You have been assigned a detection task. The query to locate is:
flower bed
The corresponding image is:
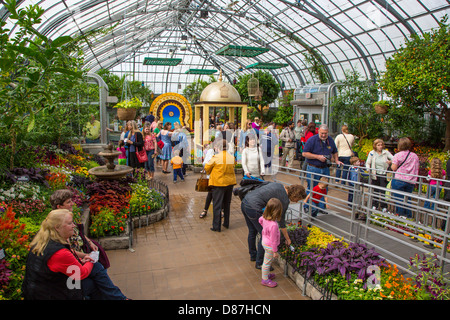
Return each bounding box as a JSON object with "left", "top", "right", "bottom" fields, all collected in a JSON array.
[
  {"left": 279, "top": 222, "right": 449, "bottom": 300},
  {"left": 370, "top": 212, "right": 450, "bottom": 252},
  {"left": 0, "top": 142, "right": 168, "bottom": 300}
]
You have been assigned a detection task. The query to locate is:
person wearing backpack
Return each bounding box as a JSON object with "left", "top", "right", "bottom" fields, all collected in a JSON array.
[{"left": 240, "top": 182, "right": 306, "bottom": 269}]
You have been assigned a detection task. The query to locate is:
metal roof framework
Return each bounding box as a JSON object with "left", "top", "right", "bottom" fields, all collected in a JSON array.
[{"left": 1, "top": 0, "right": 449, "bottom": 95}]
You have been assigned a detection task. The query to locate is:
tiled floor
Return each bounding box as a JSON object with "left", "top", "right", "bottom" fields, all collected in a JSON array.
[{"left": 106, "top": 164, "right": 310, "bottom": 300}]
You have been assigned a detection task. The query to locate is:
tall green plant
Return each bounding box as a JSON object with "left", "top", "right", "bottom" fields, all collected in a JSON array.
[
  {"left": 273, "top": 90, "right": 294, "bottom": 125},
  {"left": 379, "top": 15, "right": 450, "bottom": 150},
  {"left": 234, "top": 70, "right": 280, "bottom": 120},
  {"left": 0, "top": 0, "right": 82, "bottom": 169},
  {"left": 330, "top": 70, "right": 381, "bottom": 143}
]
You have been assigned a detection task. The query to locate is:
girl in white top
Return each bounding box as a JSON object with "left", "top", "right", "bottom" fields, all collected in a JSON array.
[{"left": 242, "top": 135, "right": 265, "bottom": 179}]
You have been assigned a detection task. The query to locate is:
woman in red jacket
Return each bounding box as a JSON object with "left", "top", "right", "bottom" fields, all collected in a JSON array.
[{"left": 22, "top": 209, "right": 128, "bottom": 300}]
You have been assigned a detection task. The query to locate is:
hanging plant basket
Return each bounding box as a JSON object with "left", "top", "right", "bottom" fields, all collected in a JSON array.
[
  {"left": 117, "top": 108, "right": 137, "bottom": 120},
  {"left": 373, "top": 101, "right": 389, "bottom": 114},
  {"left": 114, "top": 97, "right": 142, "bottom": 120}
]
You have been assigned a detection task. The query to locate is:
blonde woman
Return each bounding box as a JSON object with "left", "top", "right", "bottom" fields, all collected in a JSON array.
[
  {"left": 334, "top": 125, "right": 355, "bottom": 184},
  {"left": 365, "top": 139, "right": 393, "bottom": 210},
  {"left": 22, "top": 209, "right": 128, "bottom": 300}
]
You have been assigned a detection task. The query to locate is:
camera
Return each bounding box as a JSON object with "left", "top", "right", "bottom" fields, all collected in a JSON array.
[{"left": 324, "top": 154, "right": 332, "bottom": 167}]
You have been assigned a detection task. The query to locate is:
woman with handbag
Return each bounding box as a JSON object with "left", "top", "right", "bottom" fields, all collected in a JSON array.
[
  {"left": 125, "top": 120, "right": 145, "bottom": 169},
  {"left": 390, "top": 137, "right": 419, "bottom": 218},
  {"left": 204, "top": 138, "right": 237, "bottom": 231},
  {"left": 157, "top": 122, "right": 174, "bottom": 174},
  {"left": 334, "top": 125, "right": 355, "bottom": 185}
]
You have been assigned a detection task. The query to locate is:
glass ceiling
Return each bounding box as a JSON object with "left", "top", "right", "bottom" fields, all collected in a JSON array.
[{"left": 1, "top": 0, "right": 449, "bottom": 95}]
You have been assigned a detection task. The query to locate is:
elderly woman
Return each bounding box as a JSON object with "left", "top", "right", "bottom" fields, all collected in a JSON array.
[
  {"left": 365, "top": 139, "right": 394, "bottom": 211},
  {"left": 390, "top": 137, "right": 420, "bottom": 218},
  {"left": 49, "top": 189, "right": 109, "bottom": 268},
  {"left": 334, "top": 125, "right": 356, "bottom": 185},
  {"left": 22, "top": 209, "right": 128, "bottom": 300}
]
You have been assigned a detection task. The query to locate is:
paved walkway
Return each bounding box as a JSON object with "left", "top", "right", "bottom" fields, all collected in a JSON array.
[{"left": 106, "top": 163, "right": 310, "bottom": 300}]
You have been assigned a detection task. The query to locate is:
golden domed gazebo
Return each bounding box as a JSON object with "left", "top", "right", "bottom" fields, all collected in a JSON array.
[{"left": 193, "top": 71, "right": 248, "bottom": 151}]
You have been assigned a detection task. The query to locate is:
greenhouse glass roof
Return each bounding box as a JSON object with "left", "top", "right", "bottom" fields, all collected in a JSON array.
[{"left": 1, "top": 0, "right": 449, "bottom": 95}]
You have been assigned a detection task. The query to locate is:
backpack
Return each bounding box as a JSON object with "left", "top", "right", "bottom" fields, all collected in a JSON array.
[{"left": 233, "top": 176, "right": 269, "bottom": 200}]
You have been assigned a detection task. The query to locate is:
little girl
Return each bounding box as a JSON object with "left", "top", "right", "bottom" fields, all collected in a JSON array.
[
  {"left": 143, "top": 123, "right": 157, "bottom": 180},
  {"left": 117, "top": 140, "right": 127, "bottom": 165},
  {"left": 424, "top": 158, "right": 446, "bottom": 211},
  {"left": 258, "top": 198, "right": 282, "bottom": 288}
]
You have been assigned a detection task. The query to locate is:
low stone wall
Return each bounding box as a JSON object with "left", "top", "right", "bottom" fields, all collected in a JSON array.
[{"left": 277, "top": 258, "right": 339, "bottom": 300}]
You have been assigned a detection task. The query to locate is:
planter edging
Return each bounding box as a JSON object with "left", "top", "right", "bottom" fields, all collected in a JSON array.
[{"left": 277, "top": 257, "right": 339, "bottom": 300}]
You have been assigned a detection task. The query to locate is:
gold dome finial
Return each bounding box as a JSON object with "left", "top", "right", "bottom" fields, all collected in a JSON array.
[{"left": 219, "top": 69, "right": 222, "bottom": 82}]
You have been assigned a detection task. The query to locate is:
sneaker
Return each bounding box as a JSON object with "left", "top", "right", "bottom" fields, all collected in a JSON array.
[
  {"left": 173, "top": 181, "right": 177, "bottom": 184},
  {"left": 261, "top": 279, "right": 277, "bottom": 288}
]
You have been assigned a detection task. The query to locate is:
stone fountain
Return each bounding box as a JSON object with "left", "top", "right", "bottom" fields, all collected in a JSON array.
[{"left": 88, "top": 142, "right": 133, "bottom": 180}]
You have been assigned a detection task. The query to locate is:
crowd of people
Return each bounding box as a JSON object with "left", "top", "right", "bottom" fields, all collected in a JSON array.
[
  {"left": 28, "top": 114, "right": 445, "bottom": 298},
  {"left": 118, "top": 114, "right": 190, "bottom": 182}
]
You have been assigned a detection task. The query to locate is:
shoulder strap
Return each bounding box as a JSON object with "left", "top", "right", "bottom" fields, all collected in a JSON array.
[
  {"left": 343, "top": 134, "right": 352, "bottom": 149},
  {"left": 397, "top": 151, "right": 411, "bottom": 169}
]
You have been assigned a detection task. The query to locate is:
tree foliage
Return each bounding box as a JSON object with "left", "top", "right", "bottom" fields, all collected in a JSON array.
[
  {"left": 233, "top": 70, "right": 280, "bottom": 120},
  {"left": 330, "top": 70, "right": 381, "bottom": 142},
  {"left": 0, "top": 0, "right": 83, "bottom": 169},
  {"left": 273, "top": 90, "right": 294, "bottom": 125},
  {"left": 379, "top": 15, "right": 450, "bottom": 149}
]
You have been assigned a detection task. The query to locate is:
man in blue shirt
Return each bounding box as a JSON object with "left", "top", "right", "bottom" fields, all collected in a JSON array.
[{"left": 302, "top": 124, "right": 342, "bottom": 192}]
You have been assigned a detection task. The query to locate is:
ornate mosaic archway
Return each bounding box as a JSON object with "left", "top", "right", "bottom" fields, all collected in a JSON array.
[{"left": 150, "top": 92, "right": 192, "bottom": 129}]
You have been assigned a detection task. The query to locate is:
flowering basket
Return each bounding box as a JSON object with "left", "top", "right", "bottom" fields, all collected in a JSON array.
[
  {"left": 373, "top": 101, "right": 389, "bottom": 114},
  {"left": 114, "top": 97, "right": 142, "bottom": 120},
  {"left": 116, "top": 107, "right": 137, "bottom": 120}
]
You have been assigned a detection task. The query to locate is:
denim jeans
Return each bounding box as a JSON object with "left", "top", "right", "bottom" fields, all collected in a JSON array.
[
  {"left": 145, "top": 149, "right": 155, "bottom": 172},
  {"left": 306, "top": 164, "right": 330, "bottom": 193},
  {"left": 241, "top": 199, "right": 264, "bottom": 266},
  {"left": 424, "top": 185, "right": 439, "bottom": 211},
  {"left": 336, "top": 156, "right": 351, "bottom": 184},
  {"left": 81, "top": 262, "right": 127, "bottom": 300},
  {"left": 303, "top": 200, "right": 326, "bottom": 217},
  {"left": 390, "top": 179, "right": 415, "bottom": 218},
  {"left": 173, "top": 168, "right": 184, "bottom": 181}
]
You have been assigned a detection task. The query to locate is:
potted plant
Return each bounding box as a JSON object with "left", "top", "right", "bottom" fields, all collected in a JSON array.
[
  {"left": 373, "top": 100, "right": 390, "bottom": 114},
  {"left": 114, "top": 97, "right": 143, "bottom": 120}
]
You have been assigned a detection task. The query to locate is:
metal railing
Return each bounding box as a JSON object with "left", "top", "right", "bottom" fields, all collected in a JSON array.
[{"left": 273, "top": 163, "right": 450, "bottom": 278}]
